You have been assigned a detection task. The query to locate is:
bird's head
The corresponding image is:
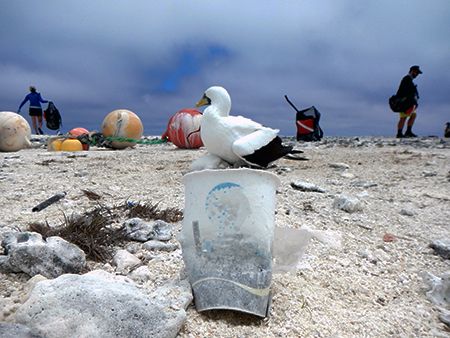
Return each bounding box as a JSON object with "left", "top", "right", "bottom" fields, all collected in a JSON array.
[
  {"left": 195, "top": 93, "right": 211, "bottom": 107},
  {"left": 196, "top": 86, "right": 231, "bottom": 116}
]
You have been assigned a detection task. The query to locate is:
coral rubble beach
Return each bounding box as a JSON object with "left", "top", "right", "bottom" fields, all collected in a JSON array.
[{"left": 0, "top": 135, "right": 449, "bottom": 337}]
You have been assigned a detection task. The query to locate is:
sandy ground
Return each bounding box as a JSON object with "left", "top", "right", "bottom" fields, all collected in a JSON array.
[{"left": 0, "top": 136, "right": 449, "bottom": 337}]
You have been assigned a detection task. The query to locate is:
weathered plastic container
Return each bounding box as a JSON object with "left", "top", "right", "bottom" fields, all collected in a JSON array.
[{"left": 181, "top": 168, "right": 280, "bottom": 317}]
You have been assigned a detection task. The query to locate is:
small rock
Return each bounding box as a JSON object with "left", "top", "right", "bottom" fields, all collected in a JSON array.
[
  {"left": 128, "top": 265, "right": 152, "bottom": 283},
  {"left": 143, "top": 240, "right": 178, "bottom": 252},
  {"left": 152, "top": 220, "right": 173, "bottom": 241},
  {"left": 112, "top": 249, "right": 141, "bottom": 274},
  {"left": 333, "top": 195, "right": 362, "bottom": 213},
  {"left": 125, "top": 242, "right": 142, "bottom": 254},
  {"left": 400, "top": 208, "right": 415, "bottom": 216},
  {"left": 329, "top": 162, "right": 350, "bottom": 170},
  {"left": 74, "top": 171, "right": 89, "bottom": 177},
  {"left": 429, "top": 239, "right": 450, "bottom": 259},
  {"left": 123, "top": 218, "right": 155, "bottom": 242},
  {"left": 422, "top": 170, "right": 437, "bottom": 177},
  {"left": 421, "top": 271, "right": 450, "bottom": 308},
  {"left": 340, "top": 171, "right": 355, "bottom": 179}
]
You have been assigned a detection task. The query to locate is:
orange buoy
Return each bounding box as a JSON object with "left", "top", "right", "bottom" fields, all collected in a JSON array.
[
  {"left": 101, "top": 109, "right": 143, "bottom": 149},
  {"left": 61, "top": 138, "right": 83, "bottom": 152},
  {"left": 69, "top": 127, "right": 89, "bottom": 137},
  {"left": 161, "top": 108, "right": 203, "bottom": 149}
]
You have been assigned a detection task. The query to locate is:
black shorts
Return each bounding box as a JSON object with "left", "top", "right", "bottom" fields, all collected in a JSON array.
[{"left": 29, "top": 108, "right": 43, "bottom": 117}]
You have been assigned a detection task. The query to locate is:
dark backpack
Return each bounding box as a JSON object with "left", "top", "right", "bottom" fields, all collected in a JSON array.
[
  {"left": 388, "top": 95, "right": 408, "bottom": 113},
  {"left": 44, "top": 102, "right": 62, "bottom": 130},
  {"left": 285, "top": 95, "right": 324, "bottom": 141}
]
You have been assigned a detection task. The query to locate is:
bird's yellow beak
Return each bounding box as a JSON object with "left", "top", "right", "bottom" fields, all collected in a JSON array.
[{"left": 196, "top": 94, "right": 210, "bottom": 107}]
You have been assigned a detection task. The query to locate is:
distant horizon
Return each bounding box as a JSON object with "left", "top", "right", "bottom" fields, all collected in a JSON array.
[
  {"left": 8, "top": 104, "right": 449, "bottom": 139},
  {"left": 27, "top": 126, "right": 447, "bottom": 140}
]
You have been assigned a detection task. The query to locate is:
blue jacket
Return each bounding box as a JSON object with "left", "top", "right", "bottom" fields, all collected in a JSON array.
[{"left": 18, "top": 92, "right": 48, "bottom": 111}]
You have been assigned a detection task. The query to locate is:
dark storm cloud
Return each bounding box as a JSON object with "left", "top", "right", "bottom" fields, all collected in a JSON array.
[{"left": 1, "top": 0, "right": 449, "bottom": 136}]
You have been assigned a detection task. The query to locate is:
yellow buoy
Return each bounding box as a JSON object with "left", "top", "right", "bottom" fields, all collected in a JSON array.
[
  {"left": 61, "top": 138, "right": 83, "bottom": 152},
  {"left": 0, "top": 111, "right": 31, "bottom": 152},
  {"left": 101, "top": 109, "right": 143, "bottom": 149},
  {"left": 48, "top": 138, "right": 64, "bottom": 151}
]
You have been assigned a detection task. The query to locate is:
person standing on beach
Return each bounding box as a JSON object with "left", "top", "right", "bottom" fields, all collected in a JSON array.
[
  {"left": 395, "top": 65, "right": 422, "bottom": 138},
  {"left": 18, "top": 86, "right": 48, "bottom": 135}
]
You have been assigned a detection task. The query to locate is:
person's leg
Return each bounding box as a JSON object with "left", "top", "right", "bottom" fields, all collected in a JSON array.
[
  {"left": 37, "top": 115, "right": 43, "bottom": 134},
  {"left": 31, "top": 116, "right": 38, "bottom": 134},
  {"left": 397, "top": 116, "right": 407, "bottom": 138},
  {"left": 405, "top": 111, "right": 417, "bottom": 137}
]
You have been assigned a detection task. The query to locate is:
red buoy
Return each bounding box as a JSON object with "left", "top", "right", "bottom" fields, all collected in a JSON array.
[{"left": 162, "top": 109, "right": 203, "bottom": 149}]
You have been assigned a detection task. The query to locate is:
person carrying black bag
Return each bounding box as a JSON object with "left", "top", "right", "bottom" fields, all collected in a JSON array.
[
  {"left": 395, "top": 65, "right": 422, "bottom": 138},
  {"left": 18, "top": 86, "right": 49, "bottom": 135}
]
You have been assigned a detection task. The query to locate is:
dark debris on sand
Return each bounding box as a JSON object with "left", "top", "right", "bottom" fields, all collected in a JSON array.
[{"left": 28, "top": 200, "right": 183, "bottom": 262}]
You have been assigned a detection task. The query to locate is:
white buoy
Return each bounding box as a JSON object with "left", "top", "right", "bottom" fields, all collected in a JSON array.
[
  {"left": 0, "top": 111, "right": 31, "bottom": 152},
  {"left": 101, "top": 109, "right": 143, "bottom": 149}
]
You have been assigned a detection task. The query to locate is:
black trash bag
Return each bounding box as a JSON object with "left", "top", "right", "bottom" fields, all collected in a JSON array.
[{"left": 44, "top": 102, "right": 62, "bottom": 130}]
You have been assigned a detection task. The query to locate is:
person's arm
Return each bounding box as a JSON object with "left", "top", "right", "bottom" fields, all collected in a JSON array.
[
  {"left": 39, "top": 93, "right": 48, "bottom": 104},
  {"left": 18, "top": 95, "right": 29, "bottom": 112}
]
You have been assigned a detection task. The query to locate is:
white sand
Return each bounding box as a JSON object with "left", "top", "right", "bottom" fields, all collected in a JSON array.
[{"left": 0, "top": 136, "right": 449, "bottom": 337}]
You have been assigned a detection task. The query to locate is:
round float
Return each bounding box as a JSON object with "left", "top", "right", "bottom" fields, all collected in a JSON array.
[
  {"left": 101, "top": 109, "right": 143, "bottom": 149},
  {"left": 162, "top": 108, "right": 203, "bottom": 149},
  {"left": 48, "top": 138, "right": 64, "bottom": 151},
  {"left": 69, "top": 127, "right": 89, "bottom": 137},
  {"left": 61, "top": 138, "right": 83, "bottom": 152},
  {"left": 0, "top": 111, "right": 31, "bottom": 152}
]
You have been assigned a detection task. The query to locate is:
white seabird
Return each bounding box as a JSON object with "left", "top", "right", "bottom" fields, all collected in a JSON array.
[{"left": 194, "top": 86, "right": 302, "bottom": 169}]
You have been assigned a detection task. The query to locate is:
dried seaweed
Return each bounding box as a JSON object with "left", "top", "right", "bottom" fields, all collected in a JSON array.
[
  {"left": 125, "top": 200, "right": 183, "bottom": 223},
  {"left": 27, "top": 199, "right": 182, "bottom": 262},
  {"left": 29, "top": 205, "right": 127, "bottom": 262},
  {"left": 81, "top": 189, "right": 102, "bottom": 201}
]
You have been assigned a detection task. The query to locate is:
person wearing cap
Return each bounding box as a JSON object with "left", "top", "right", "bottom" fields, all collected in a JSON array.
[
  {"left": 395, "top": 65, "right": 422, "bottom": 138},
  {"left": 18, "top": 86, "right": 49, "bottom": 135}
]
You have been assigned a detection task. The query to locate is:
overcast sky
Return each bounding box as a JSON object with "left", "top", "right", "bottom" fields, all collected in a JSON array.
[{"left": 1, "top": 1, "right": 449, "bottom": 137}]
